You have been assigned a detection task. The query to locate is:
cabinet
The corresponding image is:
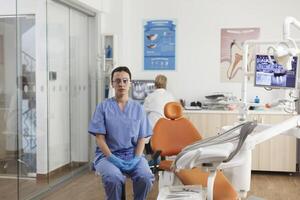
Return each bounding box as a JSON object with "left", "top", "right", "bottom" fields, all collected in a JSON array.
[
  {"left": 184, "top": 111, "right": 297, "bottom": 172},
  {"left": 249, "top": 114, "right": 296, "bottom": 172},
  {"left": 186, "top": 112, "right": 238, "bottom": 138},
  {"left": 102, "top": 34, "right": 116, "bottom": 98}
]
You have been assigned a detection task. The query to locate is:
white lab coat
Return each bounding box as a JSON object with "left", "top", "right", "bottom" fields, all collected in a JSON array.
[{"left": 143, "top": 88, "right": 176, "bottom": 129}]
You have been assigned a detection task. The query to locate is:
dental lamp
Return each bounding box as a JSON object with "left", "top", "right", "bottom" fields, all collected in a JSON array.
[
  {"left": 267, "top": 42, "right": 295, "bottom": 70},
  {"left": 267, "top": 40, "right": 299, "bottom": 71},
  {"left": 267, "top": 16, "right": 300, "bottom": 70}
]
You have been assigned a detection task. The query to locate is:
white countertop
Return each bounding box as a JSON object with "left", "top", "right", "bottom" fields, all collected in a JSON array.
[{"left": 183, "top": 109, "right": 296, "bottom": 115}]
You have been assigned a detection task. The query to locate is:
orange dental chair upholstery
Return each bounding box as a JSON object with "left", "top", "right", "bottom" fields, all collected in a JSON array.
[{"left": 151, "top": 102, "right": 238, "bottom": 200}]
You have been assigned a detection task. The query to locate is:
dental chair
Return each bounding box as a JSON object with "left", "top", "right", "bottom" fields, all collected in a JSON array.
[
  {"left": 174, "top": 120, "right": 257, "bottom": 200},
  {"left": 150, "top": 102, "right": 202, "bottom": 174},
  {"left": 151, "top": 102, "right": 239, "bottom": 200}
]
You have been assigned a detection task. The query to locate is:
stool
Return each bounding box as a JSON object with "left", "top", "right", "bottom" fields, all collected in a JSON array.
[
  {"left": 94, "top": 164, "right": 128, "bottom": 200},
  {"left": 122, "top": 175, "right": 130, "bottom": 200},
  {"left": 121, "top": 182, "right": 126, "bottom": 200}
]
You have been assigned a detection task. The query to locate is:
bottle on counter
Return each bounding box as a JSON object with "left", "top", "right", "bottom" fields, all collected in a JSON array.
[{"left": 254, "top": 96, "right": 260, "bottom": 104}]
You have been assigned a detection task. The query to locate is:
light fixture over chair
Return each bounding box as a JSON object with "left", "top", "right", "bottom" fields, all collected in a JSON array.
[
  {"left": 267, "top": 40, "right": 298, "bottom": 70},
  {"left": 267, "top": 16, "right": 300, "bottom": 70}
]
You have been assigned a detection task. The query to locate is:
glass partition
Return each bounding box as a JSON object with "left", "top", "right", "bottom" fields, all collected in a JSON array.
[
  {"left": 18, "top": 14, "right": 45, "bottom": 200},
  {"left": 0, "top": 0, "right": 96, "bottom": 199},
  {"left": 17, "top": 1, "right": 46, "bottom": 199},
  {"left": 0, "top": 3, "right": 18, "bottom": 199},
  {"left": 0, "top": 2, "right": 39, "bottom": 199}
]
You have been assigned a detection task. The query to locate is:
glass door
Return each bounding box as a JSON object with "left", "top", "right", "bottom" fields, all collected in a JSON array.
[
  {"left": 47, "top": 0, "right": 91, "bottom": 184},
  {"left": 47, "top": 0, "right": 71, "bottom": 183},
  {"left": 17, "top": 14, "right": 42, "bottom": 200},
  {"left": 0, "top": 4, "right": 39, "bottom": 200},
  {"left": 0, "top": 10, "right": 18, "bottom": 200},
  {"left": 19, "top": 15, "right": 36, "bottom": 178},
  {"left": 69, "top": 8, "right": 90, "bottom": 172}
]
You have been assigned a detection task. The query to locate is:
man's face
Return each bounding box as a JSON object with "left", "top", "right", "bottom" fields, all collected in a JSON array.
[{"left": 112, "top": 71, "right": 131, "bottom": 96}]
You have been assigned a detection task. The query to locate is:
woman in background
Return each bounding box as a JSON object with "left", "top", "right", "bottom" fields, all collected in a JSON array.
[{"left": 144, "top": 74, "right": 176, "bottom": 129}]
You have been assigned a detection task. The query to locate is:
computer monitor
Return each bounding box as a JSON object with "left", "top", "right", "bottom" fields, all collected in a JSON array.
[
  {"left": 254, "top": 54, "right": 298, "bottom": 88},
  {"left": 131, "top": 80, "right": 155, "bottom": 102}
]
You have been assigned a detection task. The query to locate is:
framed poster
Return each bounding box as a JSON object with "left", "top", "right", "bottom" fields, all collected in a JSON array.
[
  {"left": 144, "top": 20, "right": 176, "bottom": 70},
  {"left": 220, "top": 28, "right": 260, "bottom": 82}
]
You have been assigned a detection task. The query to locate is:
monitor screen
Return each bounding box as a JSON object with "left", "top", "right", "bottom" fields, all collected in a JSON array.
[
  {"left": 254, "top": 55, "right": 298, "bottom": 88},
  {"left": 131, "top": 80, "right": 155, "bottom": 102}
]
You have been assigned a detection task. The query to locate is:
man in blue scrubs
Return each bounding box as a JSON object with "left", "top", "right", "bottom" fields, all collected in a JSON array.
[{"left": 89, "top": 66, "right": 154, "bottom": 200}]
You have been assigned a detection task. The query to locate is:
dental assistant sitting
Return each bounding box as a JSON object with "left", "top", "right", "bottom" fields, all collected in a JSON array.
[{"left": 88, "top": 66, "right": 154, "bottom": 200}]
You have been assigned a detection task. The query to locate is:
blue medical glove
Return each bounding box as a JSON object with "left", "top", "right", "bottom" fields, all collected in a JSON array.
[
  {"left": 123, "top": 156, "right": 142, "bottom": 173},
  {"left": 107, "top": 154, "right": 127, "bottom": 170}
]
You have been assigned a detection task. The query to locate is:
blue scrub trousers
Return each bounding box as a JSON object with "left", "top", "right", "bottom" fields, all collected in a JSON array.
[{"left": 95, "top": 156, "right": 154, "bottom": 200}]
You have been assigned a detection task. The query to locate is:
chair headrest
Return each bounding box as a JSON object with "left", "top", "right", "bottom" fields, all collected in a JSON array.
[{"left": 164, "top": 102, "right": 183, "bottom": 120}]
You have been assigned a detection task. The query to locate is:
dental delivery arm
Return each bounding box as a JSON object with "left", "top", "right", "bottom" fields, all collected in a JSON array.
[{"left": 249, "top": 115, "right": 300, "bottom": 147}]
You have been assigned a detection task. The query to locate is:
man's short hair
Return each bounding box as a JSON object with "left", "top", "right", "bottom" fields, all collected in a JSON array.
[
  {"left": 155, "top": 74, "right": 167, "bottom": 89},
  {"left": 111, "top": 66, "right": 132, "bottom": 81}
]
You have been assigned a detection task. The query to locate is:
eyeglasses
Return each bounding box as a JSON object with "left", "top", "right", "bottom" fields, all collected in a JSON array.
[{"left": 112, "top": 78, "right": 130, "bottom": 85}]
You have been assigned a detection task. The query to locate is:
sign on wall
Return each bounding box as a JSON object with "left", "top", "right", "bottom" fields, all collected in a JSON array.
[{"left": 144, "top": 20, "right": 176, "bottom": 70}]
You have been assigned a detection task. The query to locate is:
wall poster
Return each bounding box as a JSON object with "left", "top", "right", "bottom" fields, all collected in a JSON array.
[
  {"left": 220, "top": 28, "right": 260, "bottom": 82},
  {"left": 144, "top": 20, "right": 176, "bottom": 70}
]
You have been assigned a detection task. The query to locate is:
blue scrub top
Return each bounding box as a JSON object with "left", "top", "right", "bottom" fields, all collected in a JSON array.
[{"left": 88, "top": 98, "right": 152, "bottom": 159}]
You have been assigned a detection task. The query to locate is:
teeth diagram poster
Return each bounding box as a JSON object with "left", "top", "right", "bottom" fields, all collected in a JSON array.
[
  {"left": 220, "top": 27, "right": 260, "bottom": 82},
  {"left": 144, "top": 20, "right": 176, "bottom": 70}
]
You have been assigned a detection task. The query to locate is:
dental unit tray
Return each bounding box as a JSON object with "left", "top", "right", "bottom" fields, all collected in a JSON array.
[
  {"left": 205, "top": 94, "right": 225, "bottom": 100},
  {"left": 202, "top": 93, "right": 239, "bottom": 110},
  {"left": 157, "top": 185, "right": 205, "bottom": 200}
]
